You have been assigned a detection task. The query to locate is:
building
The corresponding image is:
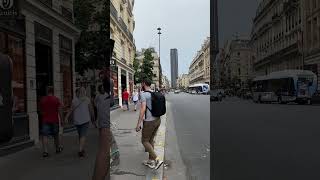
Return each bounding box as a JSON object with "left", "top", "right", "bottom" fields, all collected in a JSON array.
[
  {"left": 189, "top": 37, "right": 211, "bottom": 86},
  {"left": 302, "top": 0, "right": 320, "bottom": 90},
  {"left": 222, "top": 37, "right": 254, "bottom": 89},
  {"left": 251, "top": 0, "right": 303, "bottom": 77},
  {"left": 110, "top": 0, "right": 136, "bottom": 107},
  {"left": 170, "top": 49, "right": 178, "bottom": 88},
  {"left": 136, "top": 48, "right": 161, "bottom": 90},
  {"left": 161, "top": 75, "right": 170, "bottom": 89},
  {"left": 177, "top": 74, "right": 190, "bottom": 89},
  {"left": 0, "top": 0, "right": 80, "bottom": 148}
]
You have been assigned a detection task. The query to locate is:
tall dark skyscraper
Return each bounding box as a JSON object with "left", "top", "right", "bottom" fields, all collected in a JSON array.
[{"left": 170, "top": 49, "right": 178, "bottom": 88}]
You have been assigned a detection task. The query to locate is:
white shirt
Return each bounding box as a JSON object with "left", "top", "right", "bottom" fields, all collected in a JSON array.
[{"left": 132, "top": 92, "right": 139, "bottom": 102}]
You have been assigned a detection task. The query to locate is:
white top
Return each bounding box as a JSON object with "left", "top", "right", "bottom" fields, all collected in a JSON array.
[
  {"left": 72, "top": 97, "right": 91, "bottom": 125},
  {"left": 132, "top": 92, "right": 139, "bottom": 102}
]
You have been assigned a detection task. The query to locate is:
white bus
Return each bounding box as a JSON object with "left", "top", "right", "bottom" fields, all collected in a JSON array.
[
  {"left": 188, "top": 83, "right": 210, "bottom": 94},
  {"left": 252, "top": 70, "right": 317, "bottom": 104}
]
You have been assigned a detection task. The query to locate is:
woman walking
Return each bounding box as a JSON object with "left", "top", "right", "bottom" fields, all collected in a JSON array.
[
  {"left": 132, "top": 90, "right": 139, "bottom": 111},
  {"left": 66, "top": 87, "right": 96, "bottom": 157}
]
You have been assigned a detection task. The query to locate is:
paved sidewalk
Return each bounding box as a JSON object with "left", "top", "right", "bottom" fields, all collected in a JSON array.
[
  {"left": 111, "top": 104, "right": 167, "bottom": 180},
  {"left": 0, "top": 124, "right": 100, "bottom": 180}
]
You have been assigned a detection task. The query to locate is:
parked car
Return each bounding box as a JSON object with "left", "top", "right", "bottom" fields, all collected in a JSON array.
[
  {"left": 174, "top": 90, "right": 180, "bottom": 94},
  {"left": 210, "top": 90, "right": 223, "bottom": 101}
]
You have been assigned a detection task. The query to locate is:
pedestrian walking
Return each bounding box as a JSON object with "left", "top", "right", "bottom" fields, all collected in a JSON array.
[
  {"left": 132, "top": 90, "right": 139, "bottom": 111},
  {"left": 136, "top": 78, "right": 166, "bottom": 169},
  {"left": 65, "top": 87, "right": 96, "bottom": 157},
  {"left": 93, "top": 67, "right": 112, "bottom": 180},
  {"left": 122, "top": 88, "right": 130, "bottom": 111},
  {"left": 39, "top": 86, "right": 64, "bottom": 157}
]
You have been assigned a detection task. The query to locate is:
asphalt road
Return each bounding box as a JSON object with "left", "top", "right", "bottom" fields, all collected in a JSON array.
[
  {"left": 165, "top": 92, "right": 210, "bottom": 180},
  {"left": 212, "top": 97, "right": 320, "bottom": 180}
]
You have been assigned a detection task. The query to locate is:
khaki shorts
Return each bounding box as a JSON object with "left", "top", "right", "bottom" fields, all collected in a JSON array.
[{"left": 142, "top": 118, "right": 161, "bottom": 143}]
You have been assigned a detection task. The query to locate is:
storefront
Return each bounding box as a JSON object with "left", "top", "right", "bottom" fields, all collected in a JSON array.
[
  {"left": 0, "top": 18, "right": 30, "bottom": 145},
  {"left": 0, "top": 0, "right": 80, "bottom": 151}
]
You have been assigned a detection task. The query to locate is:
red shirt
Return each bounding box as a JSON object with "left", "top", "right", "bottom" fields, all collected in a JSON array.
[
  {"left": 122, "top": 91, "right": 129, "bottom": 101},
  {"left": 40, "top": 95, "right": 62, "bottom": 123}
]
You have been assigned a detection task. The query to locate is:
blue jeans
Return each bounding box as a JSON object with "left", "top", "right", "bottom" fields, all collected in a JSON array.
[{"left": 41, "top": 123, "right": 59, "bottom": 136}]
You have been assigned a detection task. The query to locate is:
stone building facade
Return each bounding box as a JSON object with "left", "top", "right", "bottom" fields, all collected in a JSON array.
[
  {"left": 222, "top": 37, "right": 254, "bottom": 88},
  {"left": 251, "top": 0, "right": 303, "bottom": 76},
  {"left": 302, "top": 0, "right": 320, "bottom": 90},
  {"left": 177, "top": 74, "right": 190, "bottom": 89},
  {"left": 0, "top": 0, "right": 80, "bottom": 148},
  {"left": 110, "top": 0, "right": 135, "bottom": 107},
  {"left": 189, "top": 37, "right": 210, "bottom": 86}
]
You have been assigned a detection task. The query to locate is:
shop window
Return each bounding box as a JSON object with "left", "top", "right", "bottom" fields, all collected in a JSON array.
[{"left": 8, "top": 35, "right": 26, "bottom": 113}]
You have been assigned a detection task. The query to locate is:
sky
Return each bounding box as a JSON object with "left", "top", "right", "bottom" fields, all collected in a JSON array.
[
  {"left": 218, "top": 0, "right": 260, "bottom": 48},
  {"left": 133, "top": 0, "right": 210, "bottom": 80}
]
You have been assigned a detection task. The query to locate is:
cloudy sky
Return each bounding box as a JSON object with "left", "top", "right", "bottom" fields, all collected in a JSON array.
[
  {"left": 133, "top": 0, "right": 210, "bottom": 80},
  {"left": 133, "top": 0, "right": 259, "bottom": 80},
  {"left": 218, "top": 0, "right": 259, "bottom": 48}
]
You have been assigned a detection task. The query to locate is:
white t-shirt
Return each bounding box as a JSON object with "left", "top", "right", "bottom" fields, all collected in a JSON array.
[
  {"left": 140, "top": 91, "right": 156, "bottom": 122},
  {"left": 72, "top": 97, "right": 91, "bottom": 125},
  {"left": 132, "top": 92, "right": 139, "bottom": 102}
]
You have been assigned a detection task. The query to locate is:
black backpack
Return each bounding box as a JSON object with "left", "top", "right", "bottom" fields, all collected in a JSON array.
[{"left": 145, "top": 91, "right": 166, "bottom": 117}]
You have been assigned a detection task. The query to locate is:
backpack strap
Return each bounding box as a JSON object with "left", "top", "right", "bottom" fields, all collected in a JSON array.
[{"left": 143, "top": 91, "right": 152, "bottom": 119}]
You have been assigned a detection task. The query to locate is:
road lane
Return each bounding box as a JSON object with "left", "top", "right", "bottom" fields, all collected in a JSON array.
[{"left": 165, "top": 93, "right": 210, "bottom": 180}]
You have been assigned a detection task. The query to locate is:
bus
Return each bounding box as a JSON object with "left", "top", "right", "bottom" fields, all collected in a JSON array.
[
  {"left": 252, "top": 70, "right": 317, "bottom": 104},
  {"left": 188, "top": 83, "right": 210, "bottom": 94}
]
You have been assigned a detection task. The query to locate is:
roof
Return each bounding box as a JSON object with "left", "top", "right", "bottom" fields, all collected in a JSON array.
[{"left": 253, "top": 70, "right": 316, "bottom": 81}]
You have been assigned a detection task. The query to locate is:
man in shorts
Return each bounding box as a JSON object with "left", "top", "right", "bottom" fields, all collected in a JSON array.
[{"left": 39, "top": 86, "right": 63, "bottom": 157}]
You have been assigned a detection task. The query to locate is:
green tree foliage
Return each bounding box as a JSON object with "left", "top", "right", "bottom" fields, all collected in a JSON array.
[
  {"left": 133, "top": 54, "right": 141, "bottom": 84},
  {"left": 140, "top": 48, "right": 155, "bottom": 83},
  {"left": 74, "top": 0, "right": 111, "bottom": 75}
]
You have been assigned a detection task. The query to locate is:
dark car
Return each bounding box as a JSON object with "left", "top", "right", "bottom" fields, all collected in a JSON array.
[{"left": 210, "top": 90, "right": 223, "bottom": 101}]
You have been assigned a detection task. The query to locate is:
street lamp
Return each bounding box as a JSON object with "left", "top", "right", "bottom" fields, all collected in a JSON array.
[{"left": 157, "top": 27, "right": 162, "bottom": 88}]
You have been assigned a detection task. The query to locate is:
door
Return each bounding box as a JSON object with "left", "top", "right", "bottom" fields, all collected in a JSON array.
[{"left": 0, "top": 52, "right": 13, "bottom": 143}]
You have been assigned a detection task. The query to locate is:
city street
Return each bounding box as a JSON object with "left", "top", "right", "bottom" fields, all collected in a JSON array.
[
  {"left": 164, "top": 93, "right": 210, "bottom": 180},
  {"left": 212, "top": 97, "right": 320, "bottom": 179}
]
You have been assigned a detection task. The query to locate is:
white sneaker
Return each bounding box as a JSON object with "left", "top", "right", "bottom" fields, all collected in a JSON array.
[
  {"left": 154, "top": 159, "right": 164, "bottom": 170},
  {"left": 145, "top": 160, "right": 156, "bottom": 169},
  {"left": 142, "top": 159, "right": 152, "bottom": 166}
]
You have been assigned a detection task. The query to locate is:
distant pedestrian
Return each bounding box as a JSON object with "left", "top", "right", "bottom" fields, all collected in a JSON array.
[
  {"left": 136, "top": 78, "right": 166, "bottom": 169},
  {"left": 122, "top": 88, "right": 130, "bottom": 111},
  {"left": 66, "top": 87, "right": 96, "bottom": 157},
  {"left": 39, "top": 86, "right": 63, "bottom": 157},
  {"left": 132, "top": 90, "right": 139, "bottom": 111}
]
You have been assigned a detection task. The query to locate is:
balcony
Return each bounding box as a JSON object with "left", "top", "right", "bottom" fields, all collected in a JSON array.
[
  {"left": 110, "top": 2, "right": 118, "bottom": 20},
  {"left": 118, "top": 17, "right": 128, "bottom": 34},
  {"left": 61, "top": 6, "right": 73, "bottom": 22},
  {"left": 39, "top": 0, "right": 52, "bottom": 8},
  {"left": 128, "top": 31, "right": 134, "bottom": 43},
  {"left": 121, "top": 58, "right": 126, "bottom": 64}
]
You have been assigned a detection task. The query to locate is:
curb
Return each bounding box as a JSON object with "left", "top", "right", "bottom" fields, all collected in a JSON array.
[{"left": 145, "top": 103, "right": 168, "bottom": 180}]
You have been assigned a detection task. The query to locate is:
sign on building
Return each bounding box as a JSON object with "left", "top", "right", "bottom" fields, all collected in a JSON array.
[{"left": 0, "top": 0, "right": 19, "bottom": 18}]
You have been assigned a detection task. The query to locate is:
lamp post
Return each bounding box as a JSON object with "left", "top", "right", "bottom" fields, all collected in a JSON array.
[{"left": 157, "top": 27, "right": 162, "bottom": 88}]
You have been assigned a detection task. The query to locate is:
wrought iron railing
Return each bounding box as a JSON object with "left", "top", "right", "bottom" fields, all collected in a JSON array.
[
  {"left": 110, "top": 2, "right": 118, "bottom": 20},
  {"left": 61, "top": 6, "right": 73, "bottom": 22},
  {"left": 39, "top": 0, "right": 53, "bottom": 8},
  {"left": 118, "top": 17, "right": 128, "bottom": 34}
]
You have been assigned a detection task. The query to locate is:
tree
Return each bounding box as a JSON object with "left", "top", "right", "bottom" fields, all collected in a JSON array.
[
  {"left": 74, "top": 0, "right": 111, "bottom": 75},
  {"left": 133, "top": 54, "right": 141, "bottom": 84},
  {"left": 140, "top": 48, "right": 155, "bottom": 83}
]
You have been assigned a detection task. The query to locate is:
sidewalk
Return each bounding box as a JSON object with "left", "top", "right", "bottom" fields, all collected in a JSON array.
[
  {"left": 0, "top": 124, "right": 100, "bottom": 180},
  {"left": 111, "top": 104, "right": 167, "bottom": 180}
]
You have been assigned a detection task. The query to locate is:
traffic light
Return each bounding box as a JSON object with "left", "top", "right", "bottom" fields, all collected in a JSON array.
[{"left": 0, "top": 52, "right": 13, "bottom": 143}]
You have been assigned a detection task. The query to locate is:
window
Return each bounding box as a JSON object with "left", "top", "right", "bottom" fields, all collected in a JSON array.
[
  {"left": 1, "top": 33, "right": 26, "bottom": 113},
  {"left": 121, "top": 40, "right": 125, "bottom": 59}
]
